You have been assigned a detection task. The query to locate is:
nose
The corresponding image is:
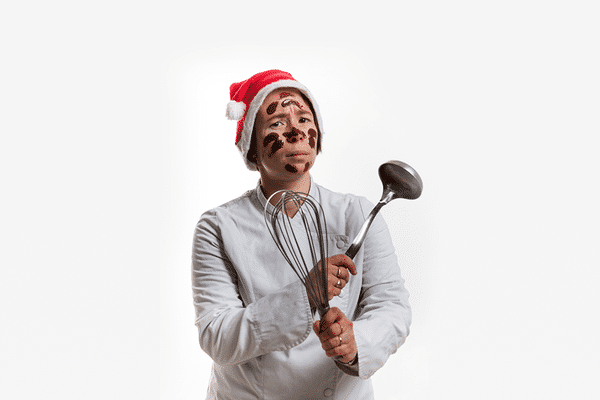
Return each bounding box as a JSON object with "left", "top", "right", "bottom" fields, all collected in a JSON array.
[{"left": 283, "top": 127, "right": 307, "bottom": 143}]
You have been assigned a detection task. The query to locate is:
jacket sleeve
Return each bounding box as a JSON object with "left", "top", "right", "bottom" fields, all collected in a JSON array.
[
  {"left": 191, "top": 209, "right": 314, "bottom": 366},
  {"left": 351, "top": 197, "right": 412, "bottom": 379}
]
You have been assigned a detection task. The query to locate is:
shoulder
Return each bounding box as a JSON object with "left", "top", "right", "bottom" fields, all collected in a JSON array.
[
  {"left": 195, "top": 189, "right": 256, "bottom": 232},
  {"left": 314, "top": 183, "right": 374, "bottom": 219},
  {"left": 313, "top": 183, "right": 376, "bottom": 235}
]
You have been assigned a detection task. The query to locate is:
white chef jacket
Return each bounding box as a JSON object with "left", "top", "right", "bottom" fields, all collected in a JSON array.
[{"left": 192, "top": 179, "right": 411, "bottom": 399}]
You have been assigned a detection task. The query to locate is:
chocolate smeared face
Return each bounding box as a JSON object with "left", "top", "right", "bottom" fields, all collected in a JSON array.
[
  {"left": 266, "top": 102, "right": 278, "bottom": 115},
  {"left": 285, "top": 164, "right": 298, "bottom": 173},
  {"left": 283, "top": 127, "right": 307, "bottom": 144},
  {"left": 253, "top": 88, "right": 319, "bottom": 180},
  {"left": 308, "top": 128, "right": 317, "bottom": 149},
  {"left": 263, "top": 132, "right": 284, "bottom": 157},
  {"left": 284, "top": 161, "right": 312, "bottom": 174},
  {"left": 281, "top": 98, "right": 302, "bottom": 109}
]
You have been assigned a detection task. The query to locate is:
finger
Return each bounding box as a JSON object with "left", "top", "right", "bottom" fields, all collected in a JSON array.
[
  {"left": 318, "top": 322, "right": 342, "bottom": 340},
  {"left": 321, "top": 307, "right": 343, "bottom": 328},
  {"left": 328, "top": 264, "right": 342, "bottom": 280},
  {"left": 338, "top": 317, "right": 353, "bottom": 332},
  {"left": 323, "top": 333, "right": 344, "bottom": 351},
  {"left": 330, "top": 265, "right": 349, "bottom": 283},
  {"left": 319, "top": 310, "right": 343, "bottom": 338},
  {"left": 325, "top": 344, "right": 354, "bottom": 360},
  {"left": 329, "top": 254, "right": 357, "bottom": 276},
  {"left": 325, "top": 344, "right": 347, "bottom": 358},
  {"left": 328, "top": 273, "right": 345, "bottom": 289},
  {"left": 313, "top": 320, "right": 321, "bottom": 336},
  {"left": 327, "top": 287, "right": 341, "bottom": 301},
  {"left": 323, "top": 316, "right": 353, "bottom": 340}
]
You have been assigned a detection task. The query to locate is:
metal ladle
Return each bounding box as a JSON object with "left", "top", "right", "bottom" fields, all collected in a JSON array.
[{"left": 345, "top": 160, "right": 423, "bottom": 259}]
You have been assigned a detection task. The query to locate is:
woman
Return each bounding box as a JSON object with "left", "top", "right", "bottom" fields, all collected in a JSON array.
[{"left": 192, "top": 69, "right": 411, "bottom": 399}]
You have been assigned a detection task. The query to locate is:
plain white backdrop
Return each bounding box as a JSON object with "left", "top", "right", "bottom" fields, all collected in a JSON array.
[{"left": 1, "top": 1, "right": 599, "bottom": 399}]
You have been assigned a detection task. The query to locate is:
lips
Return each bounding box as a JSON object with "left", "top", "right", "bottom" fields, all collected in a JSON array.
[{"left": 286, "top": 151, "right": 308, "bottom": 157}]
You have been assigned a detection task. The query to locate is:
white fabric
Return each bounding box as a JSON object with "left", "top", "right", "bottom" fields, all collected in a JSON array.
[{"left": 192, "top": 179, "right": 411, "bottom": 399}]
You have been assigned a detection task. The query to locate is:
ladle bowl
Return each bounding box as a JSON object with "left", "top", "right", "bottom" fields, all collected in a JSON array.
[
  {"left": 345, "top": 160, "right": 423, "bottom": 259},
  {"left": 379, "top": 160, "right": 423, "bottom": 201}
]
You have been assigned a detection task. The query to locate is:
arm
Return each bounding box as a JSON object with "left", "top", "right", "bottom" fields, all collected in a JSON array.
[
  {"left": 191, "top": 210, "right": 314, "bottom": 366},
  {"left": 351, "top": 197, "right": 412, "bottom": 379}
]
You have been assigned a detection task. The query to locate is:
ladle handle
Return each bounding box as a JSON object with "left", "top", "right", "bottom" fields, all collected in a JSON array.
[{"left": 345, "top": 201, "right": 385, "bottom": 259}]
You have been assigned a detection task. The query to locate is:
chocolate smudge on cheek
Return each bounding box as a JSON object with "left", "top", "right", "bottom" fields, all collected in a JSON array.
[
  {"left": 263, "top": 133, "right": 278, "bottom": 148},
  {"left": 266, "top": 102, "right": 278, "bottom": 115},
  {"left": 268, "top": 137, "right": 284, "bottom": 157},
  {"left": 308, "top": 128, "right": 317, "bottom": 149},
  {"left": 285, "top": 164, "right": 298, "bottom": 173},
  {"left": 304, "top": 162, "right": 310, "bottom": 172}
]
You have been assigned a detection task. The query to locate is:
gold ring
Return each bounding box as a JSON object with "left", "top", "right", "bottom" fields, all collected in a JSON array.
[
  {"left": 337, "top": 267, "right": 342, "bottom": 278},
  {"left": 339, "top": 335, "right": 343, "bottom": 345}
]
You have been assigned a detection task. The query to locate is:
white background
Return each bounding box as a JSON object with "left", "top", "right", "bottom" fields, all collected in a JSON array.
[{"left": 1, "top": 1, "right": 599, "bottom": 399}]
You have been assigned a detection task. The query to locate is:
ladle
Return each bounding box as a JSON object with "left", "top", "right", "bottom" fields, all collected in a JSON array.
[{"left": 345, "top": 160, "right": 423, "bottom": 259}]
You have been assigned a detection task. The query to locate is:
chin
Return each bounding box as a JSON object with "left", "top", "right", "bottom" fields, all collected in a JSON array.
[{"left": 284, "top": 160, "right": 313, "bottom": 174}]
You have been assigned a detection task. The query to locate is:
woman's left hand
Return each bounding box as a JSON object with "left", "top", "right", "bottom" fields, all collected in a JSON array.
[
  {"left": 306, "top": 255, "right": 356, "bottom": 307},
  {"left": 312, "top": 307, "right": 357, "bottom": 364}
]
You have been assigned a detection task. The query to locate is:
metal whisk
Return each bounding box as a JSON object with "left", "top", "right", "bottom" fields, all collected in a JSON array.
[{"left": 264, "top": 190, "right": 330, "bottom": 318}]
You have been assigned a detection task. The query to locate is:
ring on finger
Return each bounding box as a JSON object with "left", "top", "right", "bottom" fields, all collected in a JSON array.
[
  {"left": 336, "top": 279, "right": 341, "bottom": 288},
  {"left": 339, "top": 335, "right": 343, "bottom": 345},
  {"left": 337, "top": 267, "right": 342, "bottom": 278}
]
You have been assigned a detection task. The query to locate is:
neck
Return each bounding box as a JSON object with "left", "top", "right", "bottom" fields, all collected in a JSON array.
[{"left": 260, "top": 172, "right": 311, "bottom": 206}]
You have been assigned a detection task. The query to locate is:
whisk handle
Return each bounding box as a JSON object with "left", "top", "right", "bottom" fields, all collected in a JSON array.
[
  {"left": 317, "top": 305, "right": 330, "bottom": 320},
  {"left": 315, "top": 307, "right": 343, "bottom": 362}
]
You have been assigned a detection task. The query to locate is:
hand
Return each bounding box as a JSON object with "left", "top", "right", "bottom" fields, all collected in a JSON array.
[
  {"left": 312, "top": 307, "right": 357, "bottom": 364},
  {"left": 307, "top": 254, "right": 356, "bottom": 307}
]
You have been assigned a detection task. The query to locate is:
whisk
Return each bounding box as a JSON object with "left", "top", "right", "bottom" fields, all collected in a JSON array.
[
  {"left": 264, "top": 190, "right": 331, "bottom": 318},
  {"left": 263, "top": 161, "right": 424, "bottom": 319}
]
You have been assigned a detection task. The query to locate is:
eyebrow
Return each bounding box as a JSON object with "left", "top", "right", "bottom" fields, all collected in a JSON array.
[{"left": 267, "top": 109, "right": 312, "bottom": 121}]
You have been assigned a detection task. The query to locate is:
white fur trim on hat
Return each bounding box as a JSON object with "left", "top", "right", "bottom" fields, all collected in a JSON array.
[{"left": 226, "top": 101, "right": 246, "bottom": 121}]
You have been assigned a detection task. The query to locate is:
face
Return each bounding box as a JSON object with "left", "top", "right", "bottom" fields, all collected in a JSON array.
[{"left": 253, "top": 88, "right": 319, "bottom": 180}]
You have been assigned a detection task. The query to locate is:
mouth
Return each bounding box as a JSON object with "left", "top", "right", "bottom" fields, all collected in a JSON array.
[{"left": 286, "top": 151, "right": 309, "bottom": 158}]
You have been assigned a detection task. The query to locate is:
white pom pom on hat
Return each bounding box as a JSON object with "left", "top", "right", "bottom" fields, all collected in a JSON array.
[
  {"left": 225, "top": 101, "right": 246, "bottom": 121},
  {"left": 226, "top": 69, "right": 324, "bottom": 171}
]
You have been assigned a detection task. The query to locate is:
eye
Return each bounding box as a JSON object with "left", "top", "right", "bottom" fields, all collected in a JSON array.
[
  {"left": 299, "top": 117, "right": 310, "bottom": 123},
  {"left": 270, "top": 121, "right": 283, "bottom": 128}
]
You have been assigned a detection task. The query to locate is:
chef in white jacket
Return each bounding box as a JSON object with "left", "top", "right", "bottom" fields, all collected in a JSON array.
[{"left": 192, "top": 70, "right": 411, "bottom": 399}]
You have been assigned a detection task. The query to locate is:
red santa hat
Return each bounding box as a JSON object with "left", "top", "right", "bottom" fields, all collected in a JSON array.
[{"left": 226, "top": 69, "right": 324, "bottom": 171}]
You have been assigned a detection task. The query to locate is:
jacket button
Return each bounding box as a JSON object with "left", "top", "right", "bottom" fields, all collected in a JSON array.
[
  {"left": 336, "top": 240, "right": 345, "bottom": 249},
  {"left": 323, "top": 388, "right": 333, "bottom": 397}
]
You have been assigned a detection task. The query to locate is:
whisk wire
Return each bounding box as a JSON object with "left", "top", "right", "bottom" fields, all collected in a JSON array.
[{"left": 264, "top": 190, "right": 330, "bottom": 317}]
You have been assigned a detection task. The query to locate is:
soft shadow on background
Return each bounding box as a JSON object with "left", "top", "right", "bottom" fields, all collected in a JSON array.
[{"left": 1, "top": 1, "right": 598, "bottom": 399}]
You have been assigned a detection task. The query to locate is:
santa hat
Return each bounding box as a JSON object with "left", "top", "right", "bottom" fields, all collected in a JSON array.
[{"left": 226, "top": 69, "right": 324, "bottom": 171}]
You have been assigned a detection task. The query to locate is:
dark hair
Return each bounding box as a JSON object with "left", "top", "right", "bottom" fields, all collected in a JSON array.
[{"left": 246, "top": 92, "right": 322, "bottom": 166}]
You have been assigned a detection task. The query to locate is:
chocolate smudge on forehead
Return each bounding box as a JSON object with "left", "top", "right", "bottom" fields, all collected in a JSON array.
[
  {"left": 266, "top": 102, "right": 278, "bottom": 115},
  {"left": 279, "top": 92, "right": 294, "bottom": 99},
  {"left": 281, "top": 99, "right": 302, "bottom": 108}
]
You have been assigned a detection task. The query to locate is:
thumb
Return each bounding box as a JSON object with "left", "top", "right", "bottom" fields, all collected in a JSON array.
[
  {"left": 313, "top": 320, "right": 321, "bottom": 335},
  {"left": 330, "top": 254, "right": 357, "bottom": 275}
]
